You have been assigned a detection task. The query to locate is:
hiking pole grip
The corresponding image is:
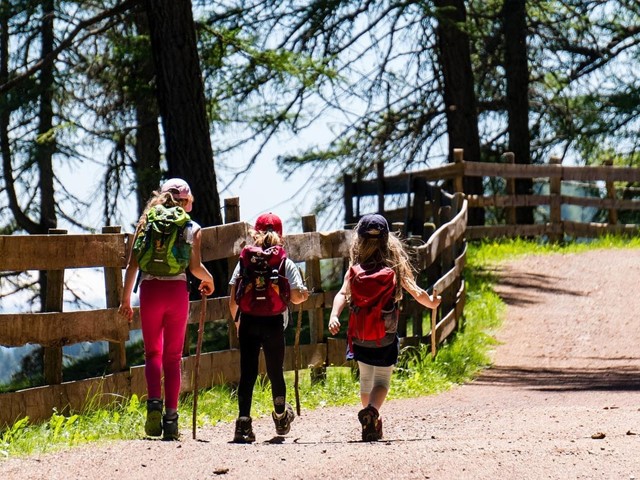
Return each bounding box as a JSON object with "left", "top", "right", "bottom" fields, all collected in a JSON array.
[
  {"left": 430, "top": 288, "right": 438, "bottom": 359},
  {"left": 192, "top": 291, "right": 207, "bottom": 440}
]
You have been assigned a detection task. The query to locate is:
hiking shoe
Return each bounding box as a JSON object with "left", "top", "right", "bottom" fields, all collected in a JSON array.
[
  {"left": 162, "top": 413, "right": 180, "bottom": 441},
  {"left": 233, "top": 416, "right": 256, "bottom": 443},
  {"left": 272, "top": 402, "right": 295, "bottom": 436},
  {"left": 358, "top": 405, "right": 382, "bottom": 442},
  {"left": 145, "top": 399, "right": 163, "bottom": 437}
]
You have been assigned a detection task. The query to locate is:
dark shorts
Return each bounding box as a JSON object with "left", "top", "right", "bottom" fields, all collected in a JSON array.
[{"left": 352, "top": 335, "right": 399, "bottom": 367}]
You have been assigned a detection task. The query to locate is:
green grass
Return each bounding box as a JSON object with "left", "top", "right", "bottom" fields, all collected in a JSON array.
[{"left": 3, "top": 235, "right": 638, "bottom": 458}]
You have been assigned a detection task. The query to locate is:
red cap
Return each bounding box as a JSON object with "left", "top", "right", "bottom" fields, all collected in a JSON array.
[
  {"left": 161, "top": 178, "right": 193, "bottom": 212},
  {"left": 255, "top": 212, "right": 283, "bottom": 236}
]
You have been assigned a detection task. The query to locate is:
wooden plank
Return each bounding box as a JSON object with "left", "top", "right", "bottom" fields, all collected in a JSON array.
[
  {"left": 563, "top": 220, "right": 640, "bottom": 238},
  {"left": 199, "top": 221, "right": 250, "bottom": 262},
  {"left": 466, "top": 223, "right": 551, "bottom": 240},
  {"left": 102, "top": 226, "right": 127, "bottom": 372},
  {"left": 43, "top": 229, "right": 66, "bottom": 386},
  {"left": 0, "top": 371, "right": 133, "bottom": 426},
  {"left": 0, "top": 233, "right": 126, "bottom": 271},
  {"left": 284, "top": 230, "right": 353, "bottom": 261},
  {"left": 327, "top": 337, "right": 352, "bottom": 367},
  {"left": 0, "top": 309, "right": 130, "bottom": 347},
  {"left": 463, "top": 161, "right": 562, "bottom": 179},
  {"left": 432, "top": 244, "right": 467, "bottom": 295},
  {"left": 562, "top": 195, "right": 640, "bottom": 210},
  {"left": 561, "top": 165, "right": 640, "bottom": 183},
  {"left": 414, "top": 199, "right": 467, "bottom": 269},
  {"left": 467, "top": 194, "right": 550, "bottom": 208},
  {"left": 302, "top": 215, "right": 325, "bottom": 346}
]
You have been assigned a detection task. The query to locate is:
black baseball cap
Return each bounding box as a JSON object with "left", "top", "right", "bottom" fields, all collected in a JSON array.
[{"left": 357, "top": 214, "right": 389, "bottom": 239}]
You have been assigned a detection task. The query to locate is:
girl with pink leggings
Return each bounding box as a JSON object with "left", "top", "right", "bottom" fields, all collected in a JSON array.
[
  {"left": 119, "top": 178, "right": 214, "bottom": 440},
  {"left": 139, "top": 279, "right": 190, "bottom": 412}
]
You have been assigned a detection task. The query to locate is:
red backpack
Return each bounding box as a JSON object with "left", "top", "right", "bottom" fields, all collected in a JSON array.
[
  {"left": 347, "top": 263, "right": 397, "bottom": 346},
  {"left": 234, "top": 245, "right": 291, "bottom": 316}
]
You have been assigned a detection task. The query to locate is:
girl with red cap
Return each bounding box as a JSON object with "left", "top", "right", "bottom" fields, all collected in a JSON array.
[
  {"left": 328, "top": 213, "right": 440, "bottom": 441},
  {"left": 119, "top": 178, "right": 214, "bottom": 440},
  {"left": 228, "top": 212, "right": 309, "bottom": 443}
]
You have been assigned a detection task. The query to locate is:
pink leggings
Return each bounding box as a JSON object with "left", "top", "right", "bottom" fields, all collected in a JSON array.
[{"left": 139, "top": 279, "right": 189, "bottom": 410}]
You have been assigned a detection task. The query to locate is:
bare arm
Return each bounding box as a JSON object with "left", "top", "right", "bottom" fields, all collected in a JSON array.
[
  {"left": 401, "top": 277, "right": 441, "bottom": 309},
  {"left": 328, "top": 272, "right": 349, "bottom": 335},
  {"left": 118, "top": 230, "right": 140, "bottom": 323},
  {"left": 228, "top": 283, "right": 238, "bottom": 321},
  {"left": 188, "top": 228, "right": 214, "bottom": 295}
]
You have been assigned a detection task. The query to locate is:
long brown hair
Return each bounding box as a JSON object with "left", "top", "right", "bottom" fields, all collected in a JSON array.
[{"left": 348, "top": 227, "right": 417, "bottom": 302}]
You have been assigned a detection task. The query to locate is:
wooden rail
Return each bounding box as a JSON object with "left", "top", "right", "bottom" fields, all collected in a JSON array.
[
  {"left": 344, "top": 150, "right": 640, "bottom": 241},
  {"left": 0, "top": 197, "right": 467, "bottom": 427}
]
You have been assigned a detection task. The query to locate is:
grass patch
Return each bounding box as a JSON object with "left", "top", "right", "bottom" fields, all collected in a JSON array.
[{"left": 4, "top": 236, "right": 637, "bottom": 458}]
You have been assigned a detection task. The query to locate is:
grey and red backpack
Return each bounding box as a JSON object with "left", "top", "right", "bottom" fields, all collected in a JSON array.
[{"left": 234, "top": 245, "right": 291, "bottom": 316}]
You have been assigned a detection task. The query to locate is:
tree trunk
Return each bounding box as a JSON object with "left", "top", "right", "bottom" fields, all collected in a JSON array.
[
  {"left": 37, "top": 0, "right": 57, "bottom": 234},
  {"left": 503, "top": 0, "right": 534, "bottom": 225},
  {"left": 143, "top": 0, "right": 222, "bottom": 228},
  {"left": 132, "top": 11, "right": 161, "bottom": 215},
  {"left": 144, "top": 0, "right": 226, "bottom": 292},
  {"left": 434, "top": 0, "right": 484, "bottom": 226}
]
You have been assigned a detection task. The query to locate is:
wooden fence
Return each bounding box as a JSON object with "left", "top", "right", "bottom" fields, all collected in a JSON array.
[
  {"left": 0, "top": 196, "right": 467, "bottom": 427},
  {"left": 344, "top": 149, "right": 640, "bottom": 242}
]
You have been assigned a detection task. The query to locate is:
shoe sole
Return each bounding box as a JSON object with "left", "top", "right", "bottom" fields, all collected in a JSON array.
[
  {"left": 145, "top": 410, "right": 162, "bottom": 437},
  {"left": 274, "top": 406, "right": 295, "bottom": 435},
  {"left": 232, "top": 434, "right": 255, "bottom": 443},
  {"left": 358, "top": 409, "right": 381, "bottom": 442}
]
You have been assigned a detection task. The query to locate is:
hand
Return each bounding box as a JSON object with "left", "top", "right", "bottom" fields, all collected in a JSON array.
[
  {"left": 199, "top": 279, "right": 214, "bottom": 296},
  {"left": 431, "top": 294, "right": 442, "bottom": 308},
  {"left": 118, "top": 303, "right": 133, "bottom": 323},
  {"left": 328, "top": 316, "right": 341, "bottom": 335}
]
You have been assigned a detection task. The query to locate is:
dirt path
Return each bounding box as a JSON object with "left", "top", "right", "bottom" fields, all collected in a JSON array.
[{"left": 3, "top": 248, "right": 640, "bottom": 479}]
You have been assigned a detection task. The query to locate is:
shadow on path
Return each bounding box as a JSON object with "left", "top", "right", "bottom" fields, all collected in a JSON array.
[{"left": 475, "top": 365, "right": 640, "bottom": 392}]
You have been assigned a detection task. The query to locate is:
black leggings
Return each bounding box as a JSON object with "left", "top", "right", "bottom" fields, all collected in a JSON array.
[{"left": 237, "top": 313, "right": 287, "bottom": 417}]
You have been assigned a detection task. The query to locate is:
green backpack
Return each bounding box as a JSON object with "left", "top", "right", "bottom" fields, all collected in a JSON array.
[{"left": 133, "top": 205, "right": 193, "bottom": 276}]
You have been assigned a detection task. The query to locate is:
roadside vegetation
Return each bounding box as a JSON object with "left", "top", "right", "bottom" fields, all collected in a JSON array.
[{"left": 2, "top": 236, "right": 639, "bottom": 458}]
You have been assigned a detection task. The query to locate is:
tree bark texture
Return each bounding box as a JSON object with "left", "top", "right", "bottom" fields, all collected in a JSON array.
[
  {"left": 132, "top": 11, "right": 162, "bottom": 216},
  {"left": 37, "top": 0, "right": 57, "bottom": 234},
  {"left": 503, "top": 0, "right": 534, "bottom": 224},
  {"left": 434, "top": 0, "right": 485, "bottom": 226},
  {"left": 144, "top": 0, "right": 222, "bottom": 227}
]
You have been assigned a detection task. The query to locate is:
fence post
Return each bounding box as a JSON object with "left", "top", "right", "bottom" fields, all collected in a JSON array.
[
  {"left": 301, "top": 215, "right": 326, "bottom": 382},
  {"left": 43, "top": 228, "right": 67, "bottom": 385},
  {"left": 503, "top": 152, "right": 517, "bottom": 225},
  {"left": 411, "top": 178, "right": 426, "bottom": 237},
  {"left": 376, "top": 161, "right": 385, "bottom": 214},
  {"left": 343, "top": 173, "right": 354, "bottom": 226},
  {"left": 453, "top": 148, "right": 465, "bottom": 193},
  {"left": 604, "top": 159, "right": 618, "bottom": 225},
  {"left": 103, "top": 225, "right": 127, "bottom": 372},
  {"left": 549, "top": 156, "right": 563, "bottom": 242},
  {"left": 224, "top": 197, "right": 240, "bottom": 349}
]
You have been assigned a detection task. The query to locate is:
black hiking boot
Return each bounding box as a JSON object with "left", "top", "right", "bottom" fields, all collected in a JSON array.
[
  {"left": 272, "top": 402, "right": 295, "bottom": 436},
  {"left": 162, "top": 413, "right": 180, "bottom": 441},
  {"left": 233, "top": 416, "right": 256, "bottom": 443},
  {"left": 358, "top": 404, "right": 382, "bottom": 442},
  {"left": 145, "top": 399, "right": 163, "bottom": 437}
]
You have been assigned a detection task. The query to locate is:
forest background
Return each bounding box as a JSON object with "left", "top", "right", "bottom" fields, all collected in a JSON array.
[{"left": 0, "top": 0, "right": 638, "bottom": 381}]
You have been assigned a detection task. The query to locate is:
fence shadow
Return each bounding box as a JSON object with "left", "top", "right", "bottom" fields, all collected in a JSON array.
[{"left": 474, "top": 365, "right": 640, "bottom": 392}]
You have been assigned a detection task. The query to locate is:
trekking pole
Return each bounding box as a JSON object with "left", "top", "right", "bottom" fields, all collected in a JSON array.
[
  {"left": 192, "top": 291, "right": 207, "bottom": 440},
  {"left": 430, "top": 288, "right": 438, "bottom": 359},
  {"left": 294, "top": 300, "right": 303, "bottom": 416}
]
